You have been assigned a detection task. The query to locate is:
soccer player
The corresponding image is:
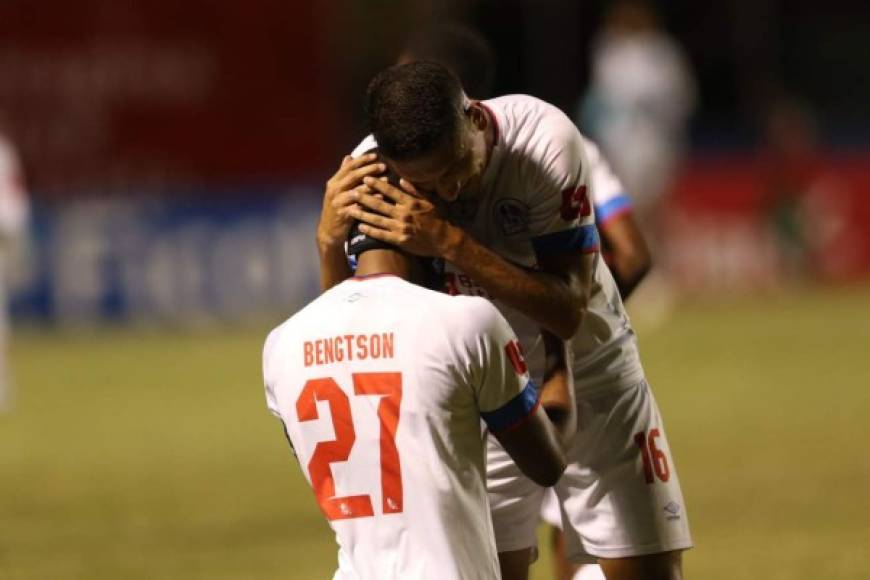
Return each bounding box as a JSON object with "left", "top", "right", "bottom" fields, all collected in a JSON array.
[
  {"left": 263, "top": 212, "right": 572, "bottom": 579},
  {"left": 321, "top": 62, "right": 692, "bottom": 580},
  {"left": 391, "top": 28, "right": 651, "bottom": 579},
  {"left": 0, "top": 128, "right": 29, "bottom": 412}
]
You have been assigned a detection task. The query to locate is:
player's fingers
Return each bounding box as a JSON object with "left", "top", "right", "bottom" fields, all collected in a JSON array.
[
  {"left": 332, "top": 153, "right": 377, "bottom": 181},
  {"left": 398, "top": 178, "right": 422, "bottom": 198},
  {"left": 335, "top": 162, "right": 386, "bottom": 191},
  {"left": 363, "top": 175, "right": 409, "bottom": 204},
  {"left": 354, "top": 191, "right": 399, "bottom": 216},
  {"left": 357, "top": 223, "right": 406, "bottom": 246},
  {"left": 345, "top": 207, "right": 402, "bottom": 231},
  {"left": 343, "top": 152, "right": 378, "bottom": 171},
  {"left": 330, "top": 188, "right": 362, "bottom": 211}
]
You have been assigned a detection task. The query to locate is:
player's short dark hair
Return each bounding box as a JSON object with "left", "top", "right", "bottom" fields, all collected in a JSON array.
[
  {"left": 402, "top": 22, "right": 496, "bottom": 99},
  {"left": 364, "top": 61, "right": 465, "bottom": 161}
]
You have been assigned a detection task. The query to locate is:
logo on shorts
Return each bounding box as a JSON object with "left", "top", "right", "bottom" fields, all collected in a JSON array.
[
  {"left": 493, "top": 198, "right": 530, "bottom": 236},
  {"left": 663, "top": 502, "right": 681, "bottom": 521}
]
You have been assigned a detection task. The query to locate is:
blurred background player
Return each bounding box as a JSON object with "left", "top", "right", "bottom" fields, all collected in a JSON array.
[
  {"left": 580, "top": 0, "right": 695, "bottom": 235},
  {"left": 0, "top": 124, "right": 29, "bottom": 412},
  {"left": 265, "top": 206, "right": 572, "bottom": 579},
  {"left": 579, "top": 0, "right": 694, "bottom": 324}
]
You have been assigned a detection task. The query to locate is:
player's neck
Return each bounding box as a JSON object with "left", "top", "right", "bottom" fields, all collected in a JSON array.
[
  {"left": 482, "top": 104, "right": 496, "bottom": 166},
  {"left": 354, "top": 249, "right": 415, "bottom": 281}
]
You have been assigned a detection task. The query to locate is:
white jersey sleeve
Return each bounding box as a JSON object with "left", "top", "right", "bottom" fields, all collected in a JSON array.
[
  {"left": 262, "top": 327, "right": 282, "bottom": 419},
  {"left": 581, "top": 135, "right": 634, "bottom": 226},
  {"left": 523, "top": 107, "right": 600, "bottom": 259},
  {"left": 0, "top": 135, "right": 29, "bottom": 242},
  {"left": 463, "top": 299, "right": 540, "bottom": 434}
]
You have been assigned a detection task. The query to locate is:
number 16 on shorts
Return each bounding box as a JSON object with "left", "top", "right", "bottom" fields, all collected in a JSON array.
[{"left": 634, "top": 428, "right": 671, "bottom": 484}]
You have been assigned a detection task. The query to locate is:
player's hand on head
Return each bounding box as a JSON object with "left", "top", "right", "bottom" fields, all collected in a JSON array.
[
  {"left": 317, "top": 153, "right": 386, "bottom": 248},
  {"left": 347, "top": 175, "right": 455, "bottom": 257}
]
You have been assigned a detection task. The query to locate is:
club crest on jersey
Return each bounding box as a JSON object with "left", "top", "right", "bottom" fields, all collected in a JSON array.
[{"left": 493, "top": 198, "right": 530, "bottom": 236}]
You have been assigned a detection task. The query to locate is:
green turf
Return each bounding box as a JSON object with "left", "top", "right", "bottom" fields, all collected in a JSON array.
[{"left": 2, "top": 285, "right": 869, "bottom": 579}]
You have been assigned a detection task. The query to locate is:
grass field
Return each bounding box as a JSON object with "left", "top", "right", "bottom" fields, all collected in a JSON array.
[{"left": 2, "top": 285, "right": 869, "bottom": 580}]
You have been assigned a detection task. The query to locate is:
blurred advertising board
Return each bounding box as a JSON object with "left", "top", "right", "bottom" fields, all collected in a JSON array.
[
  {"left": 664, "top": 153, "right": 870, "bottom": 292},
  {"left": 8, "top": 153, "right": 870, "bottom": 325},
  {"left": 9, "top": 190, "right": 322, "bottom": 324}
]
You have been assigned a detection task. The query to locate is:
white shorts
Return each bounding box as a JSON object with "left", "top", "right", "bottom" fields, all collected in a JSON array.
[{"left": 488, "top": 380, "right": 692, "bottom": 562}]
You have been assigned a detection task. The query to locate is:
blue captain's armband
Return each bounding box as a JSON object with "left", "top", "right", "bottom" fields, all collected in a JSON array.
[
  {"left": 481, "top": 381, "right": 541, "bottom": 434},
  {"left": 532, "top": 224, "right": 600, "bottom": 255}
]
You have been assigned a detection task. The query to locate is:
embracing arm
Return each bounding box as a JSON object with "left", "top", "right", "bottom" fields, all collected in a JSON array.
[
  {"left": 316, "top": 153, "right": 386, "bottom": 291},
  {"left": 443, "top": 226, "right": 594, "bottom": 340},
  {"left": 599, "top": 211, "right": 651, "bottom": 300}
]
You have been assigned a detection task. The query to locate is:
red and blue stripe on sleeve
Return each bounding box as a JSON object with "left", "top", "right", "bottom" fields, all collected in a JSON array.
[
  {"left": 595, "top": 194, "right": 633, "bottom": 227},
  {"left": 480, "top": 380, "right": 541, "bottom": 434},
  {"left": 531, "top": 224, "right": 600, "bottom": 256}
]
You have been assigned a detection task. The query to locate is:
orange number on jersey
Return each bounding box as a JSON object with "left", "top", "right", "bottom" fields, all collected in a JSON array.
[
  {"left": 560, "top": 185, "right": 591, "bottom": 221},
  {"left": 505, "top": 339, "right": 528, "bottom": 376},
  {"left": 634, "top": 428, "right": 671, "bottom": 484},
  {"left": 354, "top": 372, "right": 403, "bottom": 514},
  {"left": 296, "top": 373, "right": 404, "bottom": 520}
]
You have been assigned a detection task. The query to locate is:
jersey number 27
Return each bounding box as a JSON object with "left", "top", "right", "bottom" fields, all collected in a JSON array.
[{"left": 296, "top": 372, "right": 403, "bottom": 520}]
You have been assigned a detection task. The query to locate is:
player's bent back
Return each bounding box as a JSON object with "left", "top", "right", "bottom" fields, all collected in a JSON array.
[{"left": 263, "top": 273, "right": 562, "bottom": 579}]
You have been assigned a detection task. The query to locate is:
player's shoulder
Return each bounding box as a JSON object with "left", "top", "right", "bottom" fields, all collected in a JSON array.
[
  {"left": 262, "top": 287, "right": 335, "bottom": 362},
  {"left": 485, "top": 94, "right": 578, "bottom": 143},
  {"left": 435, "top": 294, "right": 508, "bottom": 339}
]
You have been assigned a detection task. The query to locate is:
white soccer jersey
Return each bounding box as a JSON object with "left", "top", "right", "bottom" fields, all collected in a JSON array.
[
  {"left": 263, "top": 274, "right": 540, "bottom": 580},
  {"left": 581, "top": 135, "right": 634, "bottom": 227},
  {"left": 445, "top": 96, "right": 644, "bottom": 393},
  {"left": 0, "top": 134, "right": 28, "bottom": 244}
]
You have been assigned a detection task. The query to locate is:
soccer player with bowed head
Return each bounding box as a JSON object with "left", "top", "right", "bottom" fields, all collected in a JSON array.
[
  {"left": 320, "top": 62, "right": 692, "bottom": 580},
  {"left": 263, "top": 214, "right": 573, "bottom": 579}
]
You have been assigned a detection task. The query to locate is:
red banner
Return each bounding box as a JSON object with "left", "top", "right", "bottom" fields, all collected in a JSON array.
[
  {"left": 665, "top": 152, "right": 870, "bottom": 290},
  {"left": 0, "top": 0, "right": 339, "bottom": 196}
]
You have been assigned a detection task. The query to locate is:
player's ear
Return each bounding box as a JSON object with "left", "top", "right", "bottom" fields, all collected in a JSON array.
[{"left": 467, "top": 102, "right": 488, "bottom": 131}]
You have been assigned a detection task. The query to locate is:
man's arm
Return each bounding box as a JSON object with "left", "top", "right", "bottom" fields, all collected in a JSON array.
[
  {"left": 599, "top": 211, "right": 652, "bottom": 300},
  {"left": 316, "top": 153, "right": 386, "bottom": 290},
  {"left": 470, "top": 303, "right": 568, "bottom": 487},
  {"left": 492, "top": 405, "right": 567, "bottom": 487},
  {"left": 582, "top": 135, "right": 651, "bottom": 300},
  {"left": 444, "top": 227, "right": 594, "bottom": 340}
]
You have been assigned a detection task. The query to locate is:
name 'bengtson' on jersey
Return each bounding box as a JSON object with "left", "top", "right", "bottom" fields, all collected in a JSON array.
[
  {"left": 353, "top": 95, "right": 644, "bottom": 393},
  {"left": 263, "top": 274, "right": 540, "bottom": 580}
]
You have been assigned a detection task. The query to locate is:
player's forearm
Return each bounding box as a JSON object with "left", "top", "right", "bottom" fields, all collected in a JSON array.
[
  {"left": 600, "top": 215, "right": 652, "bottom": 301},
  {"left": 317, "top": 240, "right": 352, "bottom": 291},
  {"left": 442, "top": 228, "right": 585, "bottom": 340},
  {"left": 611, "top": 251, "right": 652, "bottom": 300}
]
